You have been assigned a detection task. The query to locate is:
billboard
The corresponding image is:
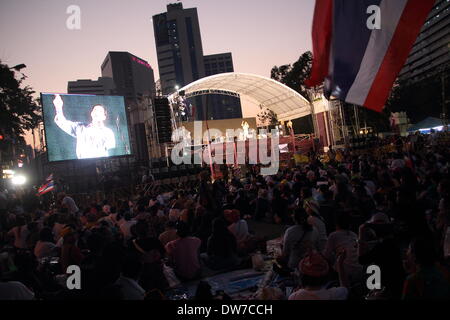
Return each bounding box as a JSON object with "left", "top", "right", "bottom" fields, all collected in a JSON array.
[{"left": 41, "top": 93, "right": 131, "bottom": 162}]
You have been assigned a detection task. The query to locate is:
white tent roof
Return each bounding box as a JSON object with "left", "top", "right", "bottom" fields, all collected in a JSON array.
[{"left": 169, "top": 73, "right": 312, "bottom": 121}]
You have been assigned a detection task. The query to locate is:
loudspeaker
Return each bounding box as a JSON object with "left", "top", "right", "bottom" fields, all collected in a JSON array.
[
  {"left": 154, "top": 97, "right": 172, "bottom": 144},
  {"left": 134, "top": 123, "right": 149, "bottom": 161}
]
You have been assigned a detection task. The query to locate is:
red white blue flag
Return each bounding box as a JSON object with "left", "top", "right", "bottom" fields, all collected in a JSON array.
[
  {"left": 37, "top": 179, "right": 54, "bottom": 196},
  {"left": 306, "top": 0, "right": 435, "bottom": 112}
]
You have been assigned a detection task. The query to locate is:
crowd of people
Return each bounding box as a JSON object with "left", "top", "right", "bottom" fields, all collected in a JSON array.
[{"left": 0, "top": 131, "right": 449, "bottom": 300}]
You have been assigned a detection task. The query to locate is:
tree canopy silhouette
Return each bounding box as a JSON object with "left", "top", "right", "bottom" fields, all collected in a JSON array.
[
  {"left": 0, "top": 61, "right": 40, "bottom": 137},
  {"left": 270, "top": 51, "right": 312, "bottom": 101}
]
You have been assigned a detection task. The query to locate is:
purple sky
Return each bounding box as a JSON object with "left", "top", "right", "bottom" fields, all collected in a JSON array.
[{"left": 0, "top": 0, "right": 315, "bottom": 96}]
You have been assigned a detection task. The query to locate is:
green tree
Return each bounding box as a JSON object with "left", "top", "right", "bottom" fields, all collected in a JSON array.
[
  {"left": 270, "top": 51, "right": 313, "bottom": 100},
  {"left": 0, "top": 61, "right": 41, "bottom": 137},
  {"left": 257, "top": 107, "right": 278, "bottom": 128}
]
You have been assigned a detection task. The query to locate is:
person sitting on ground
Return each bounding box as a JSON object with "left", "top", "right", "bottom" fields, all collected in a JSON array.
[
  {"left": 119, "top": 212, "right": 136, "bottom": 243},
  {"left": 279, "top": 208, "right": 319, "bottom": 270},
  {"left": 34, "top": 227, "right": 57, "bottom": 260},
  {"left": 402, "top": 236, "right": 450, "bottom": 299},
  {"left": 304, "top": 199, "right": 328, "bottom": 252},
  {"left": 7, "top": 216, "right": 30, "bottom": 250},
  {"left": 203, "top": 218, "right": 240, "bottom": 270},
  {"left": 255, "top": 189, "right": 270, "bottom": 221},
  {"left": 225, "top": 209, "right": 249, "bottom": 243},
  {"left": 52, "top": 214, "right": 68, "bottom": 241},
  {"left": 165, "top": 221, "right": 201, "bottom": 280},
  {"left": 0, "top": 267, "right": 34, "bottom": 300},
  {"left": 225, "top": 209, "right": 257, "bottom": 254},
  {"left": 59, "top": 226, "right": 84, "bottom": 273},
  {"left": 358, "top": 212, "right": 405, "bottom": 299},
  {"left": 323, "top": 212, "right": 363, "bottom": 284},
  {"left": 132, "top": 237, "right": 168, "bottom": 293},
  {"left": 115, "top": 253, "right": 146, "bottom": 300},
  {"left": 289, "top": 250, "right": 349, "bottom": 300},
  {"left": 158, "top": 221, "right": 179, "bottom": 247}
]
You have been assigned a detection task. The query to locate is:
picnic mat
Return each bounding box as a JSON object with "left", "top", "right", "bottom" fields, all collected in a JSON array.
[{"left": 166, "top": 269, "right": 265, "bottom": 299}]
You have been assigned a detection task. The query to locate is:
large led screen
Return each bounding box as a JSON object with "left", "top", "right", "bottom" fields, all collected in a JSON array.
[{"left": 41, "top": 93, "right": 131, "bottom": 162}]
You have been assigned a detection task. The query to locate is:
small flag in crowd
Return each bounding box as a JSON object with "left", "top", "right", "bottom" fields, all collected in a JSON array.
[
  {"left": 306, "top": 0, "right": 435, "bottom": 112},
  {"left": 37, "top": 174, "right": 55, "bottom": 196}
]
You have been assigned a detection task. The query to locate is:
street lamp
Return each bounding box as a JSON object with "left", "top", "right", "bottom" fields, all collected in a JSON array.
[{"left": 12, "top": 175, "right": 27, "bottom": 186}]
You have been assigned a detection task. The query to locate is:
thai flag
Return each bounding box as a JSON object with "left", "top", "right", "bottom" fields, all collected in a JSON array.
[
  {"left": 306, "top": 0, "right": 435, "bottom": 112},
  {"left": 45, "top": 173, "right": 53, "bottom": 181},
  {"left": 37, "top": 180, "right": 54, "bottom": 196}
]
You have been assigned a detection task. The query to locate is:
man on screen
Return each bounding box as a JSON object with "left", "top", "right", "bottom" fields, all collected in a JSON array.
[{"left": 53, "top": 94, "right": 116, "bottom": 159}]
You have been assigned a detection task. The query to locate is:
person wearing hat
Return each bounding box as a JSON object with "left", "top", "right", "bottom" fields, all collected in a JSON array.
[
  {"left": 165, "top": 221, "right": 201, "bottom": 281},
  {"left": 289, "top": 250, "right": 349, "bottom": 300}
]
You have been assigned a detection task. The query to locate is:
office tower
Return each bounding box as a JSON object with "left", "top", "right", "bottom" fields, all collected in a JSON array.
[
  {"left": 67, "top": 77, "right": 115, "bottom": 95},
  {"left": 203, "top": 53, "right": 242, "bottom": 120},
  {"left": 101, "top": 52, "right": 156, "bottom": 98},
  {"left": 204, "top": 53, "right": 234, "bottom": 76},
  {"left": 101, "top": 51, "right": 157, "bottom": 162},
  {"left": 399, "top": 0, "right": 450, "bottom": 83},
  {"left": 153, "top": 2, "right": 205, "bottom": 95}
]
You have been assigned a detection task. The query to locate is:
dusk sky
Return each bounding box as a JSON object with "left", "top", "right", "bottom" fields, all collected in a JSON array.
[{"left": 0, "top": 0, "right": 315, "bottom": 97}]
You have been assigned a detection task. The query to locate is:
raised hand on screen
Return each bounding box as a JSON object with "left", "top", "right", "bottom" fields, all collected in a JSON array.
[{"left": 53, "top": 94, "right": 63, "bottom": 113}]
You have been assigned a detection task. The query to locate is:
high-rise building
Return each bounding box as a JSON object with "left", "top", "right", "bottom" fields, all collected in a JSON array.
[
  {"left": 101, "top": 52, "right": 156, "bottom": 98},
  {"left": 101, "top": 52, "right": 157, "bottom": 162},
  {"left": 152, "top": 2, "right": 205, "bottom": 95},
  {"left": 153, "top": 4, "right": 242, "bottom": 121},
  {"left": 398, "top": 0, "right": 450, "bottom": 83},
  {"left": 67, "top": 77, "right": 115, "bottom": 95},
  {"left": 204, "top": 53, "right": 234, "bottom": 76},
  {"left": 203, "top": 53, "right": 242, "bottom": 120}
]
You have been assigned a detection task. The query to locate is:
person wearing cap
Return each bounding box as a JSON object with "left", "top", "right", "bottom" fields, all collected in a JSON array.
[
  {"left": 289, "top": 250, "right": 349, "bottom": 300},
  {"left": 165, "top": 221, "right": 201, "bottom": 280}
]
